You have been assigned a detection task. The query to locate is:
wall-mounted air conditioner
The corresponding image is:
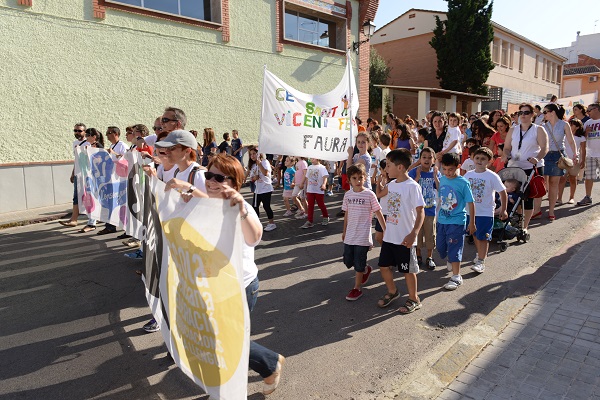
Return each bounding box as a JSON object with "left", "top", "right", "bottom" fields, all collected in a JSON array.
[{"left": 590, "top": 76, "right": 599, "bottom": 83}]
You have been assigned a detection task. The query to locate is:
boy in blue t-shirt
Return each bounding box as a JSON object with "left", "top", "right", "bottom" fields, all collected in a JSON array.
[
  {"left": 408, "top": 147, "right": 441, "bottom": 270},
  {"left": 282, "top": 157, "right": 296, "bottom": 217},
  {"left": 437, "top": 153, "right": 476, "bottom": 290}
]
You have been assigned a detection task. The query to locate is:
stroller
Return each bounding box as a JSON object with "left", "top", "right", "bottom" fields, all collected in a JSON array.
[{"left": 493, "top": 167, "right": 536, "bottom": 251}]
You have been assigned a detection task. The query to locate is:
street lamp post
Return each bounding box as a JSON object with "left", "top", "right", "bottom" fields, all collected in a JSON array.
[{"left": 351, "top": 20, "right": 376, "bottom": 54}]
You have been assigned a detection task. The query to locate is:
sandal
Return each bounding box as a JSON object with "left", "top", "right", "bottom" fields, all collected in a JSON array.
[
  {"left": 377, "top": 290, "right": 399, "bottom": 308},
  {"left": 417, "top": 255, "right": 423, "bottom": 267},
  {"left": 531, "top": 211, "right": 542, "bottom": 219},
  {"left": 79, "top": 225, "right": 96, "bottom": 233},
  {"left": 398, "top": 299, "right": 422, "bottom": 314}
]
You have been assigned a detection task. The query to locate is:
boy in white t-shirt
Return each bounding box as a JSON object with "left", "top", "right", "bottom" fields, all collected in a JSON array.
[
  {"left": 376, "top": 149, "right": 425, "bottom": 314},
  {"left": 342, "top": 164, "right": 386, "bottom": 301},
  {"left": 300, "top": 158, "right": 329, "bottom": 228},
  {"left": 443, "top": 113, "right": 463, "bottom": 156},
  {"left": 464, "top": 147, "right": 508, "bottom": 273},
  {"left": 460, "top": 144, "right": 479, "bottom": 176},
  {"left": 577, "top": 104, "right": 600, "bottom": 206}
]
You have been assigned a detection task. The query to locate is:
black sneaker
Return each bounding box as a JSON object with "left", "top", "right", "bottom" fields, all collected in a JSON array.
[
  {"left": 143, "top": 318, "right": 160, "bottom": 333},
  {"left": 426, "top": 257, "right": 436, "bottom": 271},
  {"left": 336, "top": 210, "right": 345, "bottom": 217},
  {"left": 117, "top": 233, "right": 131, "bottom": 239}
]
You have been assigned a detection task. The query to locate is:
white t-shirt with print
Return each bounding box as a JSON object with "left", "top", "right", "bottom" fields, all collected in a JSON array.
[
  {"left": 175, "top": 162, "right": 206, "bottom": 194},
  {"left": 383, "top": 178, "right": 425, "bottom": 246},
  {"left": 461, "top": 158, "right": 476, "bottom": 173},
  {"left": 444, "top": 126, "right": 462, "bottom": 154},
  {"left": 255, "top": 159, "right": 273, "bottom": 194},
  {"left": 306, "top": 164, "right": 328, "bottom": 194},
  {"left": 464, "top": 169, "right": 506, "bottom": 217},
  {"left": 584, "top": 118, "right": 600, "bottom": 158},
  {"left": 342, "top": 189, "right": 381, "bottom": 246}
]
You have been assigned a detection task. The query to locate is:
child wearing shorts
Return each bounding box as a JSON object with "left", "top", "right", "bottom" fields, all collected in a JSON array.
[
  {"left": 464, "top": 147, "right": 508, "bottom": 273},
  {"left": 408, "top": 147, "right": 440, "bottom": 270},
  {"left": 342, "top": 164, "right": 386, "bottom": 301},
  {"left": 377, "top": 149, "right": 425, "bottom": 314},
  {"left": 437, "top": 153, "right": 475, "bottom": 290},
  {"left": 282, "top": 157, "right": 296, "bottom": 217}
]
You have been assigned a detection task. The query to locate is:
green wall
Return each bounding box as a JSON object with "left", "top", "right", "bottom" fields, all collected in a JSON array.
[{"left": 0, "top": 0, "right": 360, "bottom": 163}]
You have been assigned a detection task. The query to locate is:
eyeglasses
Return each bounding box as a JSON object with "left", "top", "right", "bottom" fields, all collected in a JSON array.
[
  {"left": 85, "top": 133, "right": 96, "bottom": 137},
  {"left": 588, "top": 107, "right": 598, "bottom": 112},
  {"left": 161, "top": 117, "right": 177, "bottom": 123},
  {"left": 106, "top": 131, "right": 116, "bottom": 135},
  {"left": 153, "top": 126, "right": 163, "bottom": 131},
  {"left": 518, "top": 110, "right": 533, "bottom": 116},
  {"left": 542, "top": 110, "right": 554, "bottom": 115},
  {"left": 205, "top": 171, "right": 231, "bottom": 183},
  {"left": 73, "top": 129, "right": 84, "bottom": 133}
]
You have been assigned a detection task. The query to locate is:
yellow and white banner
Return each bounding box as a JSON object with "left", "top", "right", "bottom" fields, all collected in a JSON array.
[
  {"left": 151, "top": 177, "right": 250, "bottom": 399},
  {"left": 259, "top": 53, "right": 359, "bottom": 161}
]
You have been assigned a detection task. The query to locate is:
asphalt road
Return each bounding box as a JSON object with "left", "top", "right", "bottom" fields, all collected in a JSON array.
[{"left": 1, "top": 180, "right": 599, "bottom": 400}]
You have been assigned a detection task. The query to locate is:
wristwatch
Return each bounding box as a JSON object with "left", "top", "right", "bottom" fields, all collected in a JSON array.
[{"left": 187, "top": 185, "right": 196, "bottom": 194}]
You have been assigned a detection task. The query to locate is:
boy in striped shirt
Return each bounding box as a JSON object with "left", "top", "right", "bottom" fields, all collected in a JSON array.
[{"left": 342, "top": 164, "right": 386, "bottom": 301}]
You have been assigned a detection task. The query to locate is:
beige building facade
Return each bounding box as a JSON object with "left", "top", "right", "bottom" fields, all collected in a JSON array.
[{"left": 0, "top": 0, "right": 379, "bottom": 214}]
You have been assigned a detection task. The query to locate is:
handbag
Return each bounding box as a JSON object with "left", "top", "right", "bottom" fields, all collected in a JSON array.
[
  {"left": 546, "top": 122, "right": 573, "bottom": 172},
  {"left": 527, "top": 169, "right": 547, "bottom": 199}
]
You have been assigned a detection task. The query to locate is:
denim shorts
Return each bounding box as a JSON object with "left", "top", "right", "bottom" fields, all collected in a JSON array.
[
  {"left": 436, "top": 223, "right": 466, "bottom": 263},
  {"left": 72, "top": 180, "right": 78, "bottom": 205},
  {"left": 543, "top": 151, "right": 565, "bottom": 177},
  {"left": 466, "top": 216, "right": 494, "bottom": 241},
  {"left": 343, "top": 244, "right": 369, "bottom": 272}
]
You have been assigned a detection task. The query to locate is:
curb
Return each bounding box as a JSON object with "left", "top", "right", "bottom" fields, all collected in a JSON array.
[{"left": 381, "top": 211, "right": 600, "bottom": 400}]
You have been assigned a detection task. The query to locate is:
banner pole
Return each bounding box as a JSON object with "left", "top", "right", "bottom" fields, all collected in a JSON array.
[
  {"left": 347, "top": 51, "right": 354, "bottom": 147},
  {"left": 258, "top": 64, "right": 267, "bottom": 151}
]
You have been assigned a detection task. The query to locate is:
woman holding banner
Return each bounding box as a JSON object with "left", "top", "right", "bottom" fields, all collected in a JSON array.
[{"left": 166, "top": 154, "right": 285, "bottom": 395}]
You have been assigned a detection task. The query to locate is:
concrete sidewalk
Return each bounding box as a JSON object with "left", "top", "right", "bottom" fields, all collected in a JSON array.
[
  {"left": 0, "top": 203, "right": 71, "bottom": 228},
  {"left": 437, "top": 223, "right": 600, "bottom": 399}
]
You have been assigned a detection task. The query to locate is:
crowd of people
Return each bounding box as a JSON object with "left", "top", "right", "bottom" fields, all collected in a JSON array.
[{"left": 56, "top": 100, "right": 600, "bottom": 395}]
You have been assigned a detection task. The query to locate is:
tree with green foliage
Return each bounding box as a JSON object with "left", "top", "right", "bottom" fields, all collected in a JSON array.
[
  {"left": 429, "top": 0, "right": 495, "bottom": 95},
  {"left": 369, "top": 48, "right": 391, "bottom": 113}
]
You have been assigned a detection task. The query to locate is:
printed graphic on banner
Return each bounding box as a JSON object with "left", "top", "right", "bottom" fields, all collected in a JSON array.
[
  {"left": 75, "top": 147, "right": 128, "bottom": 228},
  {"left": 125, "top": 151, "right": 146, "bottom": 240},
  {"left": 151, "top": 179, "right": 249, "bottom": 399},
  {"left": 259, "top": 53, "right": 359, "bottom": 161}
]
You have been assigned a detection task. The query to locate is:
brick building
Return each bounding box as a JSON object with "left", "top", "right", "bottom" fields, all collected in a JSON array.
[{"left": 370, "top": 8, "right": 566, "bottom": 120}]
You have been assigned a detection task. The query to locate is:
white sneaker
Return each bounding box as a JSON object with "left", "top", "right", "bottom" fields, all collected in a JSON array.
[
  {"left": 446, "top": 261, "right": 453, "bottom": 272},
  {"left": 295, "top": 212, "right": 307, "bottom": 219},
  {"left": 321, "top": 217, "right": 329, "bottom": 226},
  {"left": 264, "top": 223, "right": 277, "bottom": 231},
  {"left": 471, "top": 260, "right": 485, "bottom": 274},
  {"left": 301, "top": 221, "right": 314, "bottom": 229},
  {"left": 444, "top": 275, "right": 463, "bottom": 290},
  {"left": 283, "top": 210, "right": 294, "bottom": 217}
]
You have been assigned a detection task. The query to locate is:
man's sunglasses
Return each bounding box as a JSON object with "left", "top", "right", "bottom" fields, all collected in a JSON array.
[
  {"left": 205, "top": 171, "right": 231, "bottom": 183},
  {"left": 74, "top": 129, "right": 84, "bottom": 133},
  {"left": 161, "top": 117, "right": 177, "bottom": 123},
  {"left": 518, "top": 111, "right": 532, "bottom": 116}
]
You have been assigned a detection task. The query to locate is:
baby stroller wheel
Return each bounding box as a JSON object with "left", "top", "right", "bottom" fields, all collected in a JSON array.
[
  {"left": 524, "top": 233, "right": 531, "bottom": 242},
  {"left": 500, "top": 242, "right": 508, "bottom": 252}
]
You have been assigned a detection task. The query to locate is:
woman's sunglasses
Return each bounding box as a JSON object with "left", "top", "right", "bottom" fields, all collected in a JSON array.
[{"left": 205, "top": 171, "right": 231, "bottom": 183}]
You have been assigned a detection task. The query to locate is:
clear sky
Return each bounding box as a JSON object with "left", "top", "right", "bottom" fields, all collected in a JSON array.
[{"left": 373, "top": 0, "right": 600, "bottom": 50}]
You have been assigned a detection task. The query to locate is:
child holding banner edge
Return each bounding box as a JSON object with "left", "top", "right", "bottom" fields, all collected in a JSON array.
[{"left": 166, "top": 154, "right": 285, "bottom": 395}]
